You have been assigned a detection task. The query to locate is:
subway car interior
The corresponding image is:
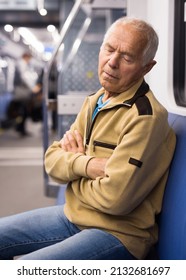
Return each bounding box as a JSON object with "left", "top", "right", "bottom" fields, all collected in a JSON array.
[{"left": 0, "top": 0, "right": 186, "bottom": 260}]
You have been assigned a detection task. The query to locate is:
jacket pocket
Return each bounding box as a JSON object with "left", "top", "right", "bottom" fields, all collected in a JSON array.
[{"left": 93, "top": 140, "right": 117, "bottom": 152}]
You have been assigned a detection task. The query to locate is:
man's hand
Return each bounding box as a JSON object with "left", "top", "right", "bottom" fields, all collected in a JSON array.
[
  {"left": 86, "top": 158, "right": 108, "bottom": 179},
  {"left": 60, "top": 130, "right": 85, "bottom": 154}
]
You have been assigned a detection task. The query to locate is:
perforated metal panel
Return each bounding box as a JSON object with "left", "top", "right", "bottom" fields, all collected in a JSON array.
[
  {"left": 57, "top": 13, "right": 105, "bottom": 137},
  {"left": 61, "top": 44, "right": 100, "bottom": 93}
]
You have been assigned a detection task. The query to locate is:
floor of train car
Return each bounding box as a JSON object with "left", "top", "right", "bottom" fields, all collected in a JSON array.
[{"left": 0, "top": 118, "right": 56, "bottom": 218}]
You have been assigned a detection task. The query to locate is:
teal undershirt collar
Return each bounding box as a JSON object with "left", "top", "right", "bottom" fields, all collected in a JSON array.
[{"left": 92, "top": 94, "right": 110, "bottom": 120}]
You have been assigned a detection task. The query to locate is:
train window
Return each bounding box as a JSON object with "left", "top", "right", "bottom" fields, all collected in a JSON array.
[{"left": 174, "top": 0, "right": 186, "bottom": 106}]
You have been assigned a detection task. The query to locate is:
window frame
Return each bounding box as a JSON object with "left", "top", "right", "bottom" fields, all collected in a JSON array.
[{"left": 174, "top": 0, "right": 186, "bottom": 106}]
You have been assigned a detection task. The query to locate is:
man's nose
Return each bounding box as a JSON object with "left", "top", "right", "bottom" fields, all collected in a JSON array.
[{"left": 108, "top": 52, "right": 120, "bottom": 68}]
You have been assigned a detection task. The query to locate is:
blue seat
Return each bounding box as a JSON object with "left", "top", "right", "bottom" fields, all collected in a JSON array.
[
  {"left": 56, "top": 184, "right": 66, "bottom": 205},
  {"left": 157, "top": 113, "right": 186, "bottom": 259}
]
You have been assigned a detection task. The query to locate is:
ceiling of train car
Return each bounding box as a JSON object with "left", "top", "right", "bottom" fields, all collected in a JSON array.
[
  {"left": 0, "top": 0, "right": 60, "bottom": 59},
  {"left": 0, "top": 0, "right": 127, "bottom": 60},
  {"left": 0, "top": 0, "right": 60, "bottom": 27}
]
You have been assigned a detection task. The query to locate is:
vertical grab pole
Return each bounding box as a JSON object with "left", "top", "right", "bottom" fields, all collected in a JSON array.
[{"left": 42, "top": 0, "right": 84, "bottom": 196}]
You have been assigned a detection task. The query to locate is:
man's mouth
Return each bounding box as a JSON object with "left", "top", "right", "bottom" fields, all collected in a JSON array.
[{"left": 104, "top": 71, "right": 118, "bottom": 80}]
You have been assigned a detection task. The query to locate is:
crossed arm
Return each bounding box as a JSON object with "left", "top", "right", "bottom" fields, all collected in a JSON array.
[{"left": 60, "top": 130, "right": 108, "bottom": 180}]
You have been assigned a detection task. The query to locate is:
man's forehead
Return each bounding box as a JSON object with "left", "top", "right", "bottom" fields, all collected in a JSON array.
[{"left": 105, "top": 30, "right": 137, "bottom": 51}]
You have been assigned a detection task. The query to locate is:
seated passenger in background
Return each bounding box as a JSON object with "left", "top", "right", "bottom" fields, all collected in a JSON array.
[{"left": 0, "top": 17, "right": 176, "bottom": 260}]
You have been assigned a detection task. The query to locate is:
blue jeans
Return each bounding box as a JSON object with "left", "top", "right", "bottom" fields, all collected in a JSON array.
[{"left": 0, "top": 205, "right": 135, "bottom": 260}]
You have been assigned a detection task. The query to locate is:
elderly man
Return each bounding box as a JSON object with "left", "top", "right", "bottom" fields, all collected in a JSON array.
[{"left": 0, "top": 17, "right": 176, "bottom": 260}]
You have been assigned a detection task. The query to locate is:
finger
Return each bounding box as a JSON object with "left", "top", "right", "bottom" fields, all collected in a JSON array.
[
  {"left": 66, "top": 131, "right": 78, "bottom": 150},
  {"left": 74, "top": 130, "right": 84, "bottom": 153},
  {"left": 63, "top": 133, "right": 73, "bottom": 151},
  {"left": 60, "top": 138, "right": 67, "bottom": 151}
]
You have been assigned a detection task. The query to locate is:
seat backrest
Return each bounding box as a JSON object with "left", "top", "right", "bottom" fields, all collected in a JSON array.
[{"left": 157, "top": 113, "right": 186, "bottom": 259}]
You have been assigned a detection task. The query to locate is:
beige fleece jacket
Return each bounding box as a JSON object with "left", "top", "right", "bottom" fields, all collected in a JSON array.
[{"left": 45, "top": 79, "right": 176, "bottom": 259}]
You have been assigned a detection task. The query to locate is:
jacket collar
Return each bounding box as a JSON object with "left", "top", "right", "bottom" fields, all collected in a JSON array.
[
  {"left": 89, "top": 79, "right": 150, "bottom": 109},
  {"left": 122, "top": 80, "right": 149, "bottom": 107}
]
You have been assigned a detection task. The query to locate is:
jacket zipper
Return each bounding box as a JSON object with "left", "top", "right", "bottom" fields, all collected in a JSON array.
[{"left": 86, "top": 104, "right": 126, "bottom": 145}]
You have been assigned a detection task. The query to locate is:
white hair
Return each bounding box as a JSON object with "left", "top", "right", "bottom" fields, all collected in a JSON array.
[{"left": 103, "top": 17, "right": 159, "bottom": 65}]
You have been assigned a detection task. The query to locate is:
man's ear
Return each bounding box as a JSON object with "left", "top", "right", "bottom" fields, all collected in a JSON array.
[{"left": 143, "top": 60, "right": 157, "bottom": 75}]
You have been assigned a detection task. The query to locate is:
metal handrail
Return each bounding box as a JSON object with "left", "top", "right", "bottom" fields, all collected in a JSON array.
[
  {"left": 60, "top": 16, "right": 92, "bottom": 73},
  {"left": 43, "top": 0, "right": 84, "bottom": 106},
  {"left": 42, "top": 0, "right": 84, "bottom": 151},
  {"left": 42, "top": 0, "right": 84, "bottom": 197}
]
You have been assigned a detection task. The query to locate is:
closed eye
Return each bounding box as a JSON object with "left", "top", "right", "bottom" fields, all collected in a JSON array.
[
  {"left": 104, "top": 46, "right": 114, "bottom": 53},
  {"left": 102, "top": 42, "right": 115, "bottom": 53},
  {"left": 121, "top": 53, "right": 134, "bottom": 63}
]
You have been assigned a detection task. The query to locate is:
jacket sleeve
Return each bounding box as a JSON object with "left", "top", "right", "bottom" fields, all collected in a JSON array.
[
  {"left": 44, "top": 141, "right": 94, "bottom": 184},
  {"left": 44, "top": 97, "right": 95, "bottom": 184},
  {"left": 69, "top": 113, "right": 176, "bottom": 215}
]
